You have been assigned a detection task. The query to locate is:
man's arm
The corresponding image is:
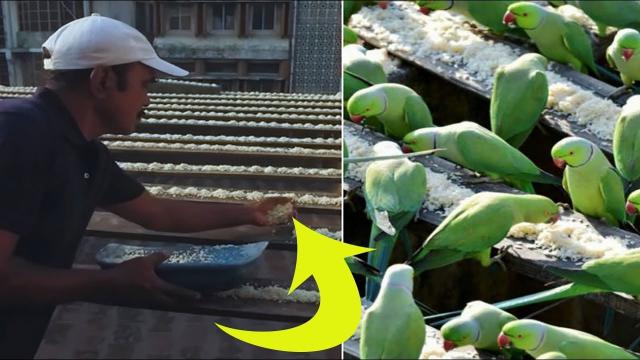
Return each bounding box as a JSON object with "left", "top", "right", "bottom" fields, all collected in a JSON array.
[
  {"left": 104, "top": 191, "right": 295, "bottom": 233},
  {"left": 0, "top": 230, "right": 200, "bottom": 307}
]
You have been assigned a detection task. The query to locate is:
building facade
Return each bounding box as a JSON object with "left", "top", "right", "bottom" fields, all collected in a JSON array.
[{"left": 0, "top": 0, "right": 340, "bottom": 94}]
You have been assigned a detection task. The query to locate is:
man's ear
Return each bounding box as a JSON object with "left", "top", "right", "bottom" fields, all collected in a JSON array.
[{"left": 89, "top": 66, "right": 116, "bottom": 98}]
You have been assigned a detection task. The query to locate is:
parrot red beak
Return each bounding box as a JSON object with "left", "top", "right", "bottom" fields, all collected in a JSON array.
[
  {"left": 552, "top": 158, "right": 566, "bottom": 169},
  {"left": 443, "top": 340, "right": 456, "bottom": 351},
  {"left": 419, "top": 7, "right": 431, "bottom": 15},
  {"left": 378, "top": 1, "right": 389, "bottom": 9},
  {"left": 626, "top": 201, "right": 637, "bottom": 215},
  {"left": 623, "top": 48, "right": 634, "bottom": 61},
  {"left": 401, "top": 144, "right": 414, "bottom": 153},
  {"left": 350, "top": 115, "right": 364, "bottom": 124},
  {"left": 503, "top": 11, "right": 516, "bottom": 26},
  {"left": 497, "top": 333, "right": 511, "bottom": 349}
]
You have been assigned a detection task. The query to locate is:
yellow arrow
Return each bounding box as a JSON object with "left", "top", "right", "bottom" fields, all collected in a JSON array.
[{"left": 215, "top": 218, "right": 374, "bottom": 352}]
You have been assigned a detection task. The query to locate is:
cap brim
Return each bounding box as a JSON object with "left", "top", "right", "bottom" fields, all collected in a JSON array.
[{"left": 141, "top": 57, "right": 189, "bottom": 77}]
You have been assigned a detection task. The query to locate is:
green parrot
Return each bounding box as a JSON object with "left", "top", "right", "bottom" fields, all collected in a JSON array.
[
  {"left": 613, "top": 95, "right": 640, "bottom": 182},
  {"left": 416, "top": 0, "right": 521, "bottom": 36},
  {"left": 363, "top": 141, "right": 427, "bottom": 300},
  {"left": 347, "top": 256, "right": 381, "bottom": 281},
  {"left": 626, "top": 189, "right": 640, "bottom": 225},
  {"left": 402, "top": 122, "right": 560, "bottom": 193},
  {"left": 344, "top": 1, "right": 387, "bottom": 24},
  {"left": 626, "top": 188, "right": 640, "bottom": 215},
  {"left": 607, "top": 28, "right": 640, "bottom": 88},
  {"left": 498, "top": 319, "right": 638, "bottom": 359},
  {"left": 495, "top": 248, "right": 640, "bottom": 308},
  {"left": 344, "top": 1, "right": 372, "bottom": 24},
  {"left": 360, "top": 264, "right": 426, "bottom": 359},
  {"left": 537, "top": 352, "right": 568, "bottom": 359},
  {"left": 343, "top": 45, "right": 388, "bottom": 129},
  {"left": 441, "top": 301, "right": 518, "bottom": 353},
  {"left": 407, "top": 192, "right": 560, "bottom": 275},
  {"left": 344, "top": 25, "right": 359, "bottom": 46},
  {"left": 491, "top": 53, "right": 549, "bottom": 149},
  {"left": 551, "top": 1, "right": 640, "bottom": 37},
  {"left": 347, "top": 83, "right": 434, "bottom": 140},
  {"left": 503, "top": 2, "right": 598, "bottom": 74},
  {"left": 551, "top": 136, "right": 626, "bottom": 226},
  {"left": 426, "top": 249, "right": 640, "bottom": 324}
]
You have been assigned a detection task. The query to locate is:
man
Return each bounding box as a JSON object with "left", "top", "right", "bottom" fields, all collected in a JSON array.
[{"left": 0, "top": 14, "right": 295, "bottom": 357}]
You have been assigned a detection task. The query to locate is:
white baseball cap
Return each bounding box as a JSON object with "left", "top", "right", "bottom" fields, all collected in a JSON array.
[{"left": 42, "top": 13, "right": 188, "bottom": 76}]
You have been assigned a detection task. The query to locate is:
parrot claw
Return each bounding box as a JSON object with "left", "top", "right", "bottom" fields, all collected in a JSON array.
[
  {"left": 490, "top": 245, "right": 513, "bottom": 271},
  {"left": 462, "top": 176, "right": 503, "bottom": 185},
  {"left": 606, "top": 85, "right": 631, "bottom": 101}
]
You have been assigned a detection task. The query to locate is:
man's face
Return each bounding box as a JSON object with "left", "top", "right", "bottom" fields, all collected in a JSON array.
[{"left": 98, "top": 62, "right": 156, "bottom": 134}]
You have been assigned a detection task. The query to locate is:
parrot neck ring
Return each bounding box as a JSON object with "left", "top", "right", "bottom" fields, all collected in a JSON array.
[
  {"left": 380, "top": 94, "right": 389, "bottom": 115},
  {"left": 385, "top": 283, "right": 413, "bottom": 296},
  {"left": 510, "top": 11, "right": 545, "bottom": 31},
  {"left": 443, "top": 1, "right": 454, "bottom": 10},
  {"left": 471, "top": 325, "right": 481, "bottom": 344},
  {"left": 562, "top": 144, "right": 594, "bottom": 168},
  {"left": 527, "top": 330, "right": 546, "bottom": 353},
  {"left": 432, "top": 133, "right": 438, "bottom": 150}
]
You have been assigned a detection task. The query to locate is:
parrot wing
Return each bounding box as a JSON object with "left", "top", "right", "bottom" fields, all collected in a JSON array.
[
  {"left": 420, "top": 199, "right": 513, "bottom": 253},
  {"left": 558, "top": 338, "right": 637, "bottom": 359},
  {"left": 404, "top": 93, "right": 434, "bottom": 130},
  {"left": 457, "top": 130, "right": 543, "bottom": 180},
  {"left": 613, "top": 113, "right": 640, "bottom": 181},
  {"left": 491, "top": 67, "right": 548, "bottom": 147},
  {"left": 561, "top": 20, "right": 598, "bottom": 74},
  {"left": 599, "top": 167, "right": 626, "bottom": 225},
  {"left": 580, "top": 250, "right": 640, "bottom": 294}
]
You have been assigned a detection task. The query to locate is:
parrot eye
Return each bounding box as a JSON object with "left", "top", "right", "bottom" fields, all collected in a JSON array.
[
  {"left": 523, "top": 12, "right": 528, "bottom": 16},
  {"left": 517, "top": 334, "right": 523, "bottom": 338},
  {"left": 569, "top": 151, "right": 574, "bottom": 155}
]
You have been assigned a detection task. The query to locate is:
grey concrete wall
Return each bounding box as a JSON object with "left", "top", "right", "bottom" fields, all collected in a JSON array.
[{"left": 290, "top": 1, "right": 341, "bottom": 94}]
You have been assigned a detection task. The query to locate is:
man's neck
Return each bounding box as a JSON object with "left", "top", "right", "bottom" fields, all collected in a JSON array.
[{"left": 45, "top": 86, "right": 104, "bottom": 141}]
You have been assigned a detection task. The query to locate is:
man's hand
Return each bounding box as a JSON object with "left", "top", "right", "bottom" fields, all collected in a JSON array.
[
  {"left": 248, "top": 197, "right": 297, "bottom": 226},
  {"left": 99, "top": 252, "right": 201, "bottom": 307}
]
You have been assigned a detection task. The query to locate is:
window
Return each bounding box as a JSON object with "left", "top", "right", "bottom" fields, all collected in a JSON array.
[
  {"left": 245, "top": 79, "right": 283, "bottom": 92},
  {"left": 0, "top": 5, "right": 5, "bottom": 48},
  {"left": 17, "top": 1, "right": 84, "bottom": 32},
  {"left": 0, "top": 56, "right": 9, "bottom": 85},
  {"left": 247, "top": 61, "right": 280, "bottom": 75},
  {"left": 136, "top": 2, "right": 155, "bottom": 42},
  {"left": 207, "top": 3, "right": 237, "bottom": 33},
  {"left": 17, "top": 53, "right": 46, "bottom": 86},
  {"left": 251, "top": 3, "right": 275, "bottom": 30},
  {"left": 205, "top": 61, "right": 238, "bottom": 74},
  {"left": 165, "top": 3, "right": 194, "bottom": 33},
  {"left": 247, "top": 2, "right": 285, "bottom": 36}
]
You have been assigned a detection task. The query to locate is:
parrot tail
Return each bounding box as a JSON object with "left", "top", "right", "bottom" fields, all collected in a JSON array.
[
  {"left": 509, "top": 179, "right": 536, "bottom": 194},
  {"left": 365, "top": 228, "right": 396, "bottom": 301},
  {"left": 424, "top": 283, "right": 595, "bottom": 325},
  {"left": 409, "top": 249, "right": 467, "bottom": 277},
  {"left": 533, "top": 170, "right": 562, "bottom": 186},
  {"left": 490, "top": 282, "right": 595, "bottom": 311}
]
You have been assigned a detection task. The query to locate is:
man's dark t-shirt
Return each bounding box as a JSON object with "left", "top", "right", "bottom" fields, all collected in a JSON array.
[{"left": 0, "top": 87, "right": 145, "bottom": 357}]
